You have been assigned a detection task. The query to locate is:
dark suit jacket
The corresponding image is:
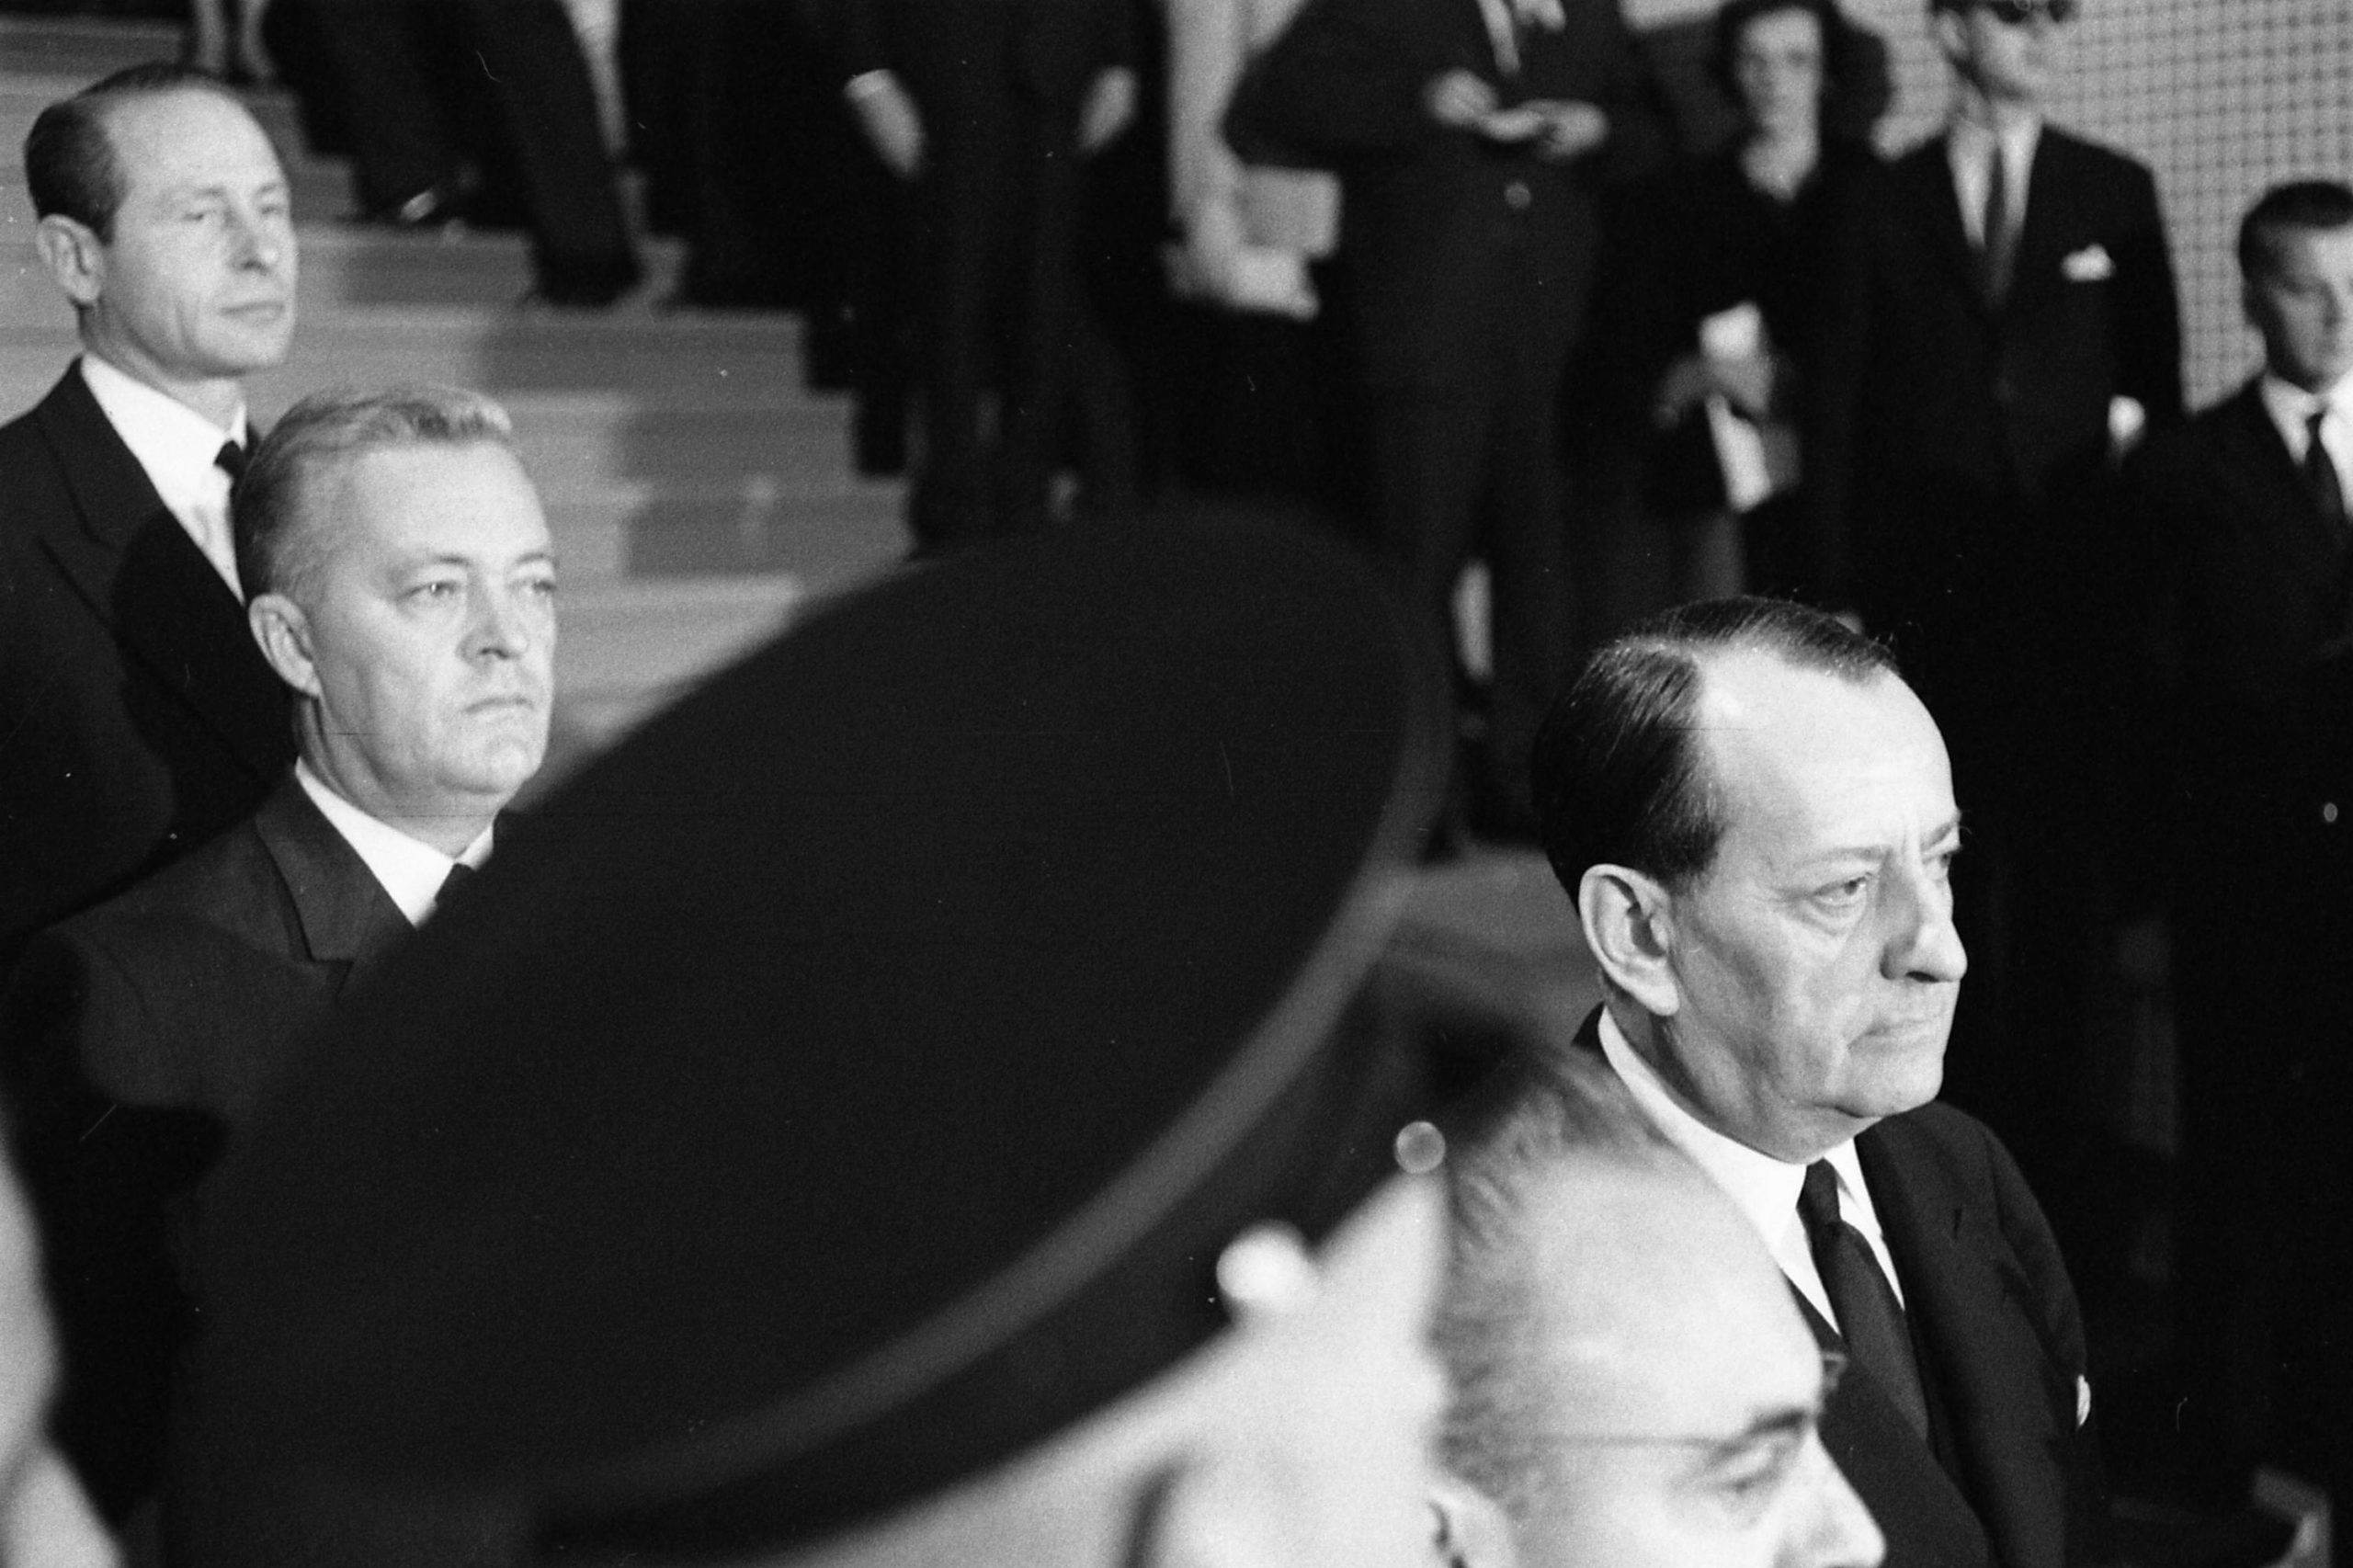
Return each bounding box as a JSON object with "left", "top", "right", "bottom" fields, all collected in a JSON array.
[
  {"left": 1, "top": 776, "right": 410, "bottom": 1518},
  {"left": 1811, "top": 127, "right": 2181, "bottom": 620},
  {"left": 1233, "top": 0, "right": 1661, "bottom": 390},
  {"left": 0, "top": 366, "right": 295, "bottom": 964},
  {"left": 1583, "top": 1011, "right": 2109, "bottom": 1568},
  {"left": 2128, "top": 379, "right": 2353, "bottom": 837}
]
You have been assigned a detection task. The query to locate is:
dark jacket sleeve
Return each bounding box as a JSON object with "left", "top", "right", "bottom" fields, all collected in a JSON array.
[
  {"left": 2110, "top": 158, "right": 2184, "bottom": 429},
  {"left": 2, "top": 929, "right": 220, "bottom": 1517}
]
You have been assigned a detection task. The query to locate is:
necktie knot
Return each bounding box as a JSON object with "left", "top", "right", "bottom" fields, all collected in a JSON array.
[{"left": 215, "top": 437, "right": 250, "bottom": 485}]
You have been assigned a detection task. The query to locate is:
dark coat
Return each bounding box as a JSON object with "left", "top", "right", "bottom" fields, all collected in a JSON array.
[
  {"left": 1582, "top": 1011, "right": 2109, "bottom": 1568},
  {"left": 1811, "top": 127, "right": 2182, "bottom": 624},
  {"left": 1, "top": 777, "right": 410, "bottom": 1517},
  {"left": 0, "top": 366, "right": 294, "bottom": 964},
  {"left": 2123, "top": 381, "right": 2353, "bottom": 1496},
  {"left": 1233, "top": 0, "right": 1662, "bottom": 390}
]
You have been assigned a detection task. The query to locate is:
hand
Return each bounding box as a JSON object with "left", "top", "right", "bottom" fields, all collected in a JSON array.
[
  {"left": 1423, "top": 69, "right": 1498, "bottom": 131},
  {"left": 1525, "top": 98, "right": 1608, "bottom": 161},
  {"left": 1079, "top": 67, "right": 1138, "bottom": 156},
  {"left": 1711, "top": 348, "right": 1779, "bottom": 420},
  {"left": 849, "top": 73, "right": 924, "bottom": 180}
]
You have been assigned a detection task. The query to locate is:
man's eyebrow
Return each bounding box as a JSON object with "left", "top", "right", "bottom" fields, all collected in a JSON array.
[{"left": 1708, "top": 1405, "right": 1816, "bottom": 1458}]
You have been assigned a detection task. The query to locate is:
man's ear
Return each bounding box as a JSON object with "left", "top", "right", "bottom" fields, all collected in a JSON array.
[
  {"left": 1428, "top": 1475, "right": 1517, "bottom": 1568},
  {"left": 249, "top": 593, "right": 322, "bottom": 699},
  {"left": 1578, "top": 863, "right": 1680, "bottom": 1019},
  {"left": 33, "top": 214, "right": 105, "bottom": 310}
]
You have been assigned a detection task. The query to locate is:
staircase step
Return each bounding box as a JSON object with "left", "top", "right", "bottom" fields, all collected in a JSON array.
[
  {"left": 0, "top": 17, "right": 186, "bottom": 82},
  {"left": 0, "top": 226, "right": 688, "bottom": 317},
  {"left": 544, "top": 483, "right": 905, "bottom": 587},
  {"left": 0, "top": 306, "right": 813, "bottom": 405},
  {"left": 552, "top": 573, "right": 809, "bottom": 746},
  {"left": 0, "top": 74, "right": 306, "bottom": 148}
]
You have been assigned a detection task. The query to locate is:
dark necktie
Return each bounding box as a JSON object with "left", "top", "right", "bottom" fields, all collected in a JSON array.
[
  {"left": 215, "top": 437, "right": 249, "bottom": 485},
  {"left": 435, "top": 860, "right": 475, "bottom": 908},
  {"left": 1798, "top": 1161, "right": 1929, "bottom": 1440},
  {"left": 1978, "top": 145, "right": 2018, "bottom": 305},
  {"left": 2305, "top": 409, "right": 2345, "bottom": 528}
]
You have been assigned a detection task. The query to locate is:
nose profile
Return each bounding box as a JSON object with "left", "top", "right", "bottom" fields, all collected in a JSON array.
[
  {"left": 466, "top": 583, "right": 538, "bottom": 664},
  {"left": 1787, "top": 1441, "right": 1885, "bottom": 1568},
  {"left": 1881, "top": 850, "right": 1967, "bottom": 985}
]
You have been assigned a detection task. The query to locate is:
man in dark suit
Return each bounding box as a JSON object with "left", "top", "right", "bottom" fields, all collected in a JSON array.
[
  {"left": 1233, "top": 0, "right": 1662, "bottom": 835},
  {"left": 1530, "top": 597, "right": 2111, "bottom": 1568},
  {"left": 0, "top": 65, "right": 302, "bottom": 966},
  {"left": 2, "top": 384, "right": 557, "bottom": 1524},
  {"left": 2126, "top": 180, "right": 2353, "bottom": 1511},
  {"left": 832, "top": 0, "right": 1140, "bottom": 549},
  {"left": 1807, "top": 0, "right": 2181, "bottom": 1193}
]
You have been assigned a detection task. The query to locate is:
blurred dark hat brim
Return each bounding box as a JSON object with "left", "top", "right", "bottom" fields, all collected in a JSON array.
[{"left": 194, "top": 513, "right": 1456, "bottom": 1553}]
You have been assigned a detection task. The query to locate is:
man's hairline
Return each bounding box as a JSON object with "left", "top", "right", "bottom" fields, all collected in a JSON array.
[{"left": 262, "top": 432, "right": 524, "bottom": 610}]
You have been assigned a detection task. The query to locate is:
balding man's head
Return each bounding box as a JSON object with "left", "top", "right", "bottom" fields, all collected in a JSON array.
[{"left": 1432, "top": 1050, "right": 1881, "bottom": 1568}]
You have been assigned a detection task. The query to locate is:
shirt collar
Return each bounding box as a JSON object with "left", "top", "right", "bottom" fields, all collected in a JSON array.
[
  {"left": 80, "top": 353, "right": 246, "bottom": 500},
  {"left": 1946, "top": 111, "right": 2040, "bottom": 175},
  {"left": 2259, "top": 369, "right": 2353, "bottom": 441},
  {"left": 1596, "top": 1007, "right": 1881, "bottom": 1256},
  {"left": 296, "top": 760, "right": 493, "bottom": 926}
]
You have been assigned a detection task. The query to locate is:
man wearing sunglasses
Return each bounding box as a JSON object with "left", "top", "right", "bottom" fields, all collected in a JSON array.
[{"left": 1806, "top": 0, "right": 2182, "bottom": 1221}]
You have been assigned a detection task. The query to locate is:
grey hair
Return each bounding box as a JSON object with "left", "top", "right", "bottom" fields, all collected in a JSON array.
[
  {"left": 1433, "top": 1043, "right": 1689, "bottom": 1520},
  {"left": 233, "top": 383, "right": 516, "bottom": 605}
]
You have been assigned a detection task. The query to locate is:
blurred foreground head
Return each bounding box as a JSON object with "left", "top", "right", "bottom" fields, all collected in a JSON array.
[
  {"left": 1430, "top": 1048, "right": 1882, "bottom": 1568},
  {"left": 181, "top": 516, "right": 1489, "bottom": 1567}
]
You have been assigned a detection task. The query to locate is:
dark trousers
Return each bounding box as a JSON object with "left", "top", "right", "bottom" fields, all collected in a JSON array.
[
  {"left": 303, "top": 0, "right": 636, "bottom": 288},
  {"left": 900, "top": 60, "right": 1086, "bottom": 547},
  {"left": 1367, "top": 341, "right": 1566, "bottom": 818}
]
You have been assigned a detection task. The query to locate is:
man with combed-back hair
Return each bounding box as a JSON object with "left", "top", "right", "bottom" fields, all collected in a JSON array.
[
  {"left": 1529, "top": 597, "right": 2111, "bottom": 1568},
  {"left": 1, "top": 63, "right": 301, "bottom": 969},
  {"left": 2126, "top": 177, "right": 2353, "bottom": 1509},
  {"left": 0, "top": 384, "right": 555, "bottom": 1525},
  {"left": 1428, "top": 1042, "right": 1881, "bottom": 1568}
]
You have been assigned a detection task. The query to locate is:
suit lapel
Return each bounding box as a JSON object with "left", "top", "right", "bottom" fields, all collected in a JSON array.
[
  {"left": 252, "top": 779, "right": 415, "bottom": 994},
  {"left": 1862, "top": 1118, "right": 2072, "bottom": 1568},
  {"left": 1998, "top": 132, "right": 2072, "bottom": 320},
  {"left": 2211, "top": 382, "right": 2353, "bottom": 621},
  {"left": 1897, "top": 141, "right": 1993, "bottom": 320},
  {"left": 28, "top": 367, "right": 290, "bottom": 780}
]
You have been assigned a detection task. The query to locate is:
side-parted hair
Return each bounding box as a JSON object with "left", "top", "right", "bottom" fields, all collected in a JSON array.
[
  {"left": 1433, "top": 1043, "right": 1688, "bottom": 1519},
  {"left": 1532, "top": 597, "right": 1898, "bottom": 896},
  {"left": 2238, "top": 179, "right": 2353, "bottom": 283},
  {"left": 234, "top": 384, "right": 517, "bottom": 605},
  {"left": 25, "top": 62, "right": 250, "bottom": 241}
]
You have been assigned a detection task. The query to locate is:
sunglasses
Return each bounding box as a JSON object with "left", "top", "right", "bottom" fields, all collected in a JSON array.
[{"left": 1973, "top": 0, "right": 2077, "bottom": 23}]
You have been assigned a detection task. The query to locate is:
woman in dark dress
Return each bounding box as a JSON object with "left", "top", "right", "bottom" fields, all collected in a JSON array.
[{"left": 1600, "top": 0, "right": 1883, "bottom": 608}]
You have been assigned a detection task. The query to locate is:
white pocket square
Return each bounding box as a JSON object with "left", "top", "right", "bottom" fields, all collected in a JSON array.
[
  {"left": 2076, "top": 1373, "right": 2093, "bottom": 1427},
  {"left": 2063, "top": 244, "right": 2115, "bottom": 282}
]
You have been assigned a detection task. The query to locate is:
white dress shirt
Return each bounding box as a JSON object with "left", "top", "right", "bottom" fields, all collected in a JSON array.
[
  {"left": 1946, "top": 115, "right": 2040, "bottom": 252},
  {"left": 79, "top": 354, "right": 250, "bottom": 598},
  {"left": 2258, "top": 369, "right": 2353, "bottom": 509},
  {"left": 295, "top": 761, "right": 493, "bottom": 926},
  {"left": 1597, "top": 1008, "right": 1905, "bottom": 1330}
]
